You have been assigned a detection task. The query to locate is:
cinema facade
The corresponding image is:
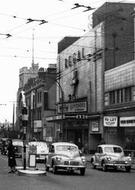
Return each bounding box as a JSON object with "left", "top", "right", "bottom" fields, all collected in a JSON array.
[{"left": 47, "top": 2, "right": 135, "bottom": 152}]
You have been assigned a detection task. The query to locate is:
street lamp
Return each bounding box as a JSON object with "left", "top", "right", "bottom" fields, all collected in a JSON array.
[
  {"left": 55, "top": 79, "right": 64, "bottom": 141},
  {"left": 20, "top": 91, "right": 28, "bottom": 170},
  {"left": 21, "top": 106, "right": 28, "bottom": 170}
]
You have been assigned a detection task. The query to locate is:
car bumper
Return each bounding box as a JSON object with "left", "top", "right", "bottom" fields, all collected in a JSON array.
[
  {"left": 106, "top": 163, "right": 131, "bottom": 168},
  {"left": 55, "top": 164, "right": 86, "bottom": 170}
]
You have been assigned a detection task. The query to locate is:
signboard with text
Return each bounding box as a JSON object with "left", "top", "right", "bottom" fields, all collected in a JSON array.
[
  {"left": 57, "top": 101, "right": 87, "bottom": 113},
  {"left": 91, "top": 121, "right": 99, "bottom": 132},
  {"left": 104, "top": 116, "right": 118, "bottom": 127},
  {"left": 120, "top": 117, "right": 135, "bottom": 127}
]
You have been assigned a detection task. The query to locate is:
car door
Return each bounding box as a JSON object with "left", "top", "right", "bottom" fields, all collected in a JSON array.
[{"left": 95, "top": 146, "right": 103, "bottom": 165}]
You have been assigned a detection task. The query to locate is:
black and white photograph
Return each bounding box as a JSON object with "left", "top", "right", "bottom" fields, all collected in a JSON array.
[{"left": 0, "top": 0, "right": 135, "bottom": 189}]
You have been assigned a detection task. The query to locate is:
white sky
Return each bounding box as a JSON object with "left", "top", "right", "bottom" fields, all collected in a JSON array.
[{"left": 0, "top": 0, "right": 134, "bottom": 123}]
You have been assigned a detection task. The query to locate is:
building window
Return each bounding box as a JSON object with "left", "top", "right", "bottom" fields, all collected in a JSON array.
[
  {"left": 120, "top": 89, "right": 124, "bottom": 103},
  {"left": 65, "top": 58, "right": 68, "bottom": 68},
  {"left": 44, "top": 92, "right": 48, "bottom": 110},
  {"left": 73, "top": 53, "right": 77, "bottom": 64},
  {"left": 77, "top": 51, "right": 81, "bottom": 61},
  {"left": 104, "top": 93, "right": 109, "bottom": 106},
  {"left": 82, "top": 48, "right": 85, "bottom": 59},
  {"left": 132, "top": 87, "right": 135, "bottom": 101},
  {"left": 110, "top": 91, "right": 115, "bottom": 104},
  {"left": 116, "top": 89, "right": 120, "bottom": 103},
  {"left": 106, "top": 86, "right": 133, "bottom": 106},
  {"left": 125, "top": 87, "right": 132, "bottom": 102},
  {"left": 37, "top": 108, "right": 41, "bottom": 120},
  {"left": 68, "top": 56, "right": 72, "bottom": 66},
  {"left": 37, "top": 91, "right": 42, "bottom": 103}
]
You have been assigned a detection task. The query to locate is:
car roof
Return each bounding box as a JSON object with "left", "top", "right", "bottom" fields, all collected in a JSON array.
[
  {"left": 52, "top": 142, "right": 78, "bottom": 147},
  {"left": 98, "top": 144, "right": 122, "bottom": 148}
]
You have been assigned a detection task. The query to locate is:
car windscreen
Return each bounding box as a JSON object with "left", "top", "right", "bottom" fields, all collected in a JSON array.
[
  {"left": 56, "top": 145, "right": 78, "bottom": 153},
  {"left": 104, "top": 146, "right": 122, "bottom": 153}
]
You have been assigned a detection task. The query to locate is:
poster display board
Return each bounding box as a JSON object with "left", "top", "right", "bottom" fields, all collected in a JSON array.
[{"left": 29, "top": 154, "right": 36, "bottom": 168}]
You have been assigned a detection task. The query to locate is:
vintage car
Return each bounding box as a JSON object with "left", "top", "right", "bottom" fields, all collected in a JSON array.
[
  {"left": 1, "top": 138, "right": 8, "bottom": 155},
  {"left": 90, "top": 144, "right": 132, "bottom": 172},
  {"left": 12, "top": 139, "right": 23, "bottom": 158},
  {"left": 46, "top": 142, "right": 86, "bottom": 175}
]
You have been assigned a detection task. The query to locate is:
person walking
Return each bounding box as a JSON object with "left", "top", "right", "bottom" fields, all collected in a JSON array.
[{"left": 7, "top": 139, "right": 16, "bottom": 173}]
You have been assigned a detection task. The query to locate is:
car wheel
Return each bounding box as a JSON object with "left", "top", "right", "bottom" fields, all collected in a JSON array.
[
  {"left": 80, "top": 168, "right": 85, "bottom": 176},
  {"left": 125, "top": 166, "right": 131, "bottom": 172},
  {"left": 91, "top": 158, "right": 96, "bottom": 169},
  {"left": 46, "top": 165, "right": 49, "bottom": 172},
  {"left": 102, "top": 161, "right": 107, "bottom": 172}
]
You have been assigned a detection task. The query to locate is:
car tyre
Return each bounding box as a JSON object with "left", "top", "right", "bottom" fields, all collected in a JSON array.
[
  {"left": 91, "top": 158, "right": 96, "bottom": 169},
  {"left": 125, "top": 166, "right": 131, "bottom": 172},
  {"left": 46, "top": 165, "right": 49, "bottom": 172},
  {"left": 80, "top": 168, "right": 85, "bottom": 176}
]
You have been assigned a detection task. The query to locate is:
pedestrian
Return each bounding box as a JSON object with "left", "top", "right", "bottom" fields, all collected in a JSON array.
[{"left": 7, "top": 139, "right": 16, "bottom": 173}]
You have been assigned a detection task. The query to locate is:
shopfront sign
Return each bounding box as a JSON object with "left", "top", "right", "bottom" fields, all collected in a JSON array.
[
  {"left": 120, "top": 117, "right": 135, "bottom": 127},
  {"left": 91, "top": 121, "right": 99, "bottom": 132},
  {"left": 57, "top": 101, "right": 87, "bottom": 113},
  {"left": 34, "top": 120, "right": 42, "bottom": 132},
  {"left": 104, "top": 116, "right": 118, "bottom": 127}
]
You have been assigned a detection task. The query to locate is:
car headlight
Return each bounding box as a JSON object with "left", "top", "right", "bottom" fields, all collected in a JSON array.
[
  {"left": 126, "top": 157, "right": 132, "bottom": 162},
  {"left": 106, "top": 157, "right": 111, "bottom": 161},
  {"left": 56, "top": 157, "right": 62, "bottom": 162},
  {"left": 81, "top": 157, "right": 86, "bottom": 163}
]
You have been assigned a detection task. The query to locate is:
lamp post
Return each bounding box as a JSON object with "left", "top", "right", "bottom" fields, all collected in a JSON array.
[
  {"left": 22, "top": 106, "right": 28, "bottom": 170},
  {"left": 20, "top": 91, "right": 28, "bottom": 170},
  {"left": 55, "top": 80, "right": 64, "bottom": 141}
]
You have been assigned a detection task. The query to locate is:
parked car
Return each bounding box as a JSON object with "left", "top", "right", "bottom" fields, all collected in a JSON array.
[
  {"left": 90, "top": 144, "right": 132, "bottom": 172},
  {"left": 1, "top": 138, "right": 8, "bottom": 155},
  {"left": 12, "top": 139, "right": 23, "bottom": 158},
  {"left": 46, "top": 142, "right": 86, "bottom": 175},
  {"left": 28, "top": 141, "right": 49, "bottom": 163}
]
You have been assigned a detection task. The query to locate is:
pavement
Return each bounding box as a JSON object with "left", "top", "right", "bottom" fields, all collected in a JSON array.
[
  {"left": 17, "top": 166, "right": 46, "bottom": 176},
  {"left": 15, "top": 158, "right": 47, "bottom": 176}
]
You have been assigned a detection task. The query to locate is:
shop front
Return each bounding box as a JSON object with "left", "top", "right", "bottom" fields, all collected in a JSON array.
[
  {"left": 103, "top": 115, "right": 135, "bottom": 150},
  {"left": 46, "top": 99, "right": 90, "bottom": 151},
  {"left": 119, "top": 116, "right": 135, "bottom": 150}
]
